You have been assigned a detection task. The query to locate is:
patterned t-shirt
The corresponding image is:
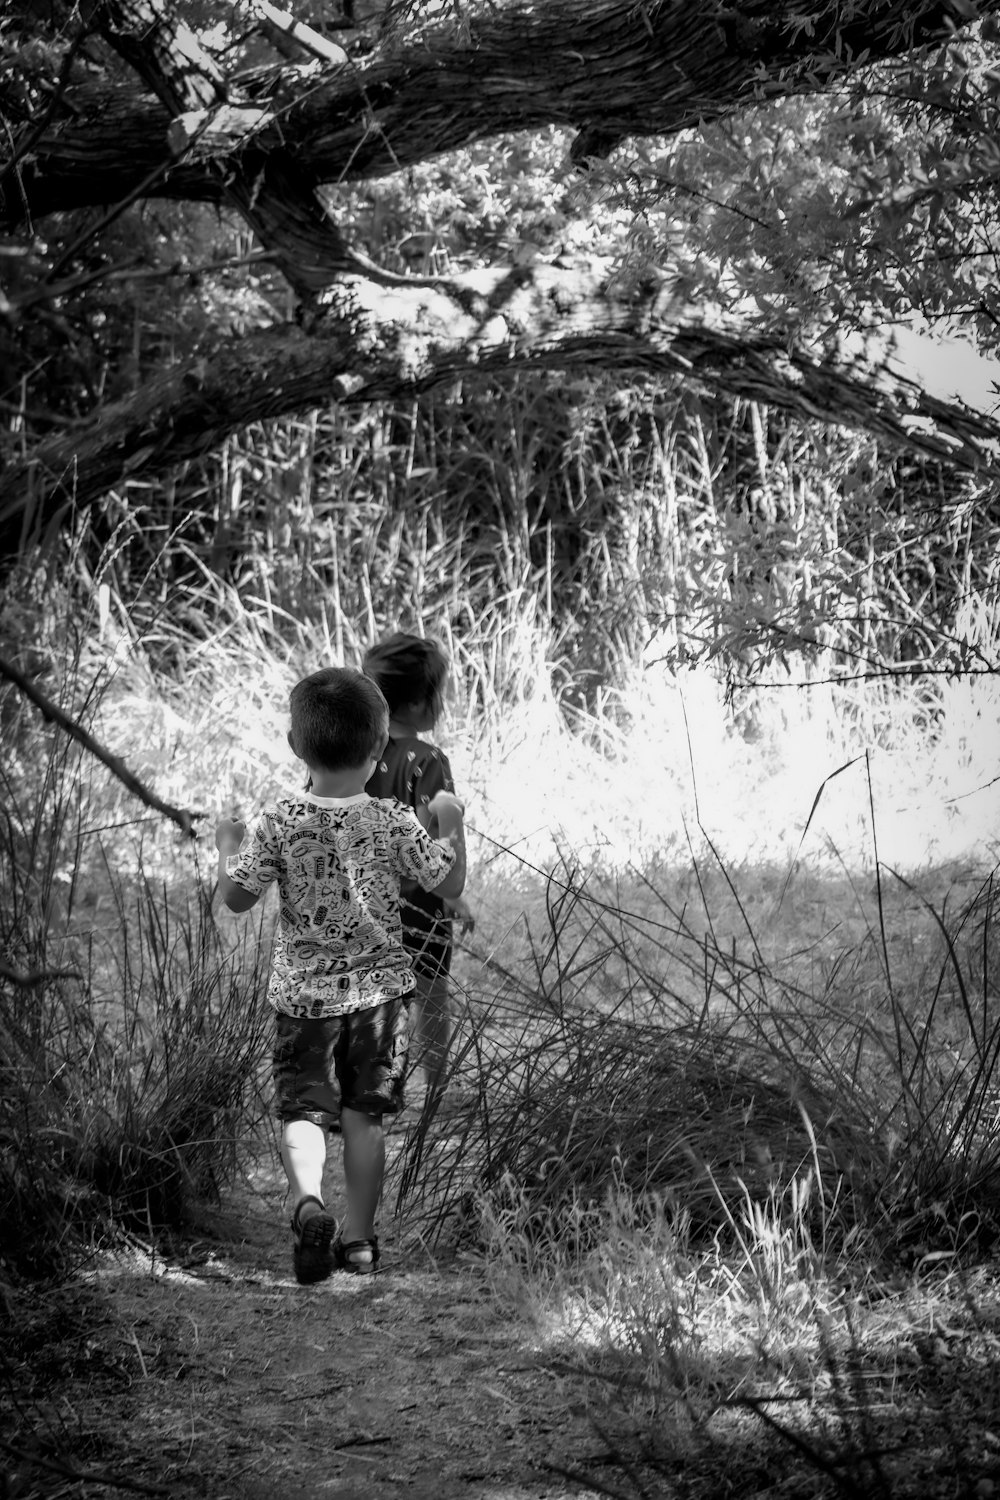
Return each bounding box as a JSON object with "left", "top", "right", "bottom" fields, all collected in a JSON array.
[{"left": 225, "top": 791, "right": 455, "bottom": 1018}]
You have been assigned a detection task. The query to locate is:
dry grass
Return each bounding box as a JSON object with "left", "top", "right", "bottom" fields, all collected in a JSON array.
[
  {"left": 375, "top": 842, "right": 1000, "bottom": 1497},
  {"left": 1, "top": 511, "right": 997, "bottom": 1497},
  {"left": 0, "top": 623, "right": 275, "bottom": 1278}
]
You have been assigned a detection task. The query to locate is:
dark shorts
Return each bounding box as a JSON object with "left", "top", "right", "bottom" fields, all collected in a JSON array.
[
  {"left": 272, "top": 999, "right": 409, "bottom": 1130},
  {"left": 401, "top": 896, "right": 453, "bottom": 981}
]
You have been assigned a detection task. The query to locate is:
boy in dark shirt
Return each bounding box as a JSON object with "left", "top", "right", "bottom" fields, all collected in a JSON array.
[{"left": 363, "top": 634, "right": 474, "bottom": 1093}]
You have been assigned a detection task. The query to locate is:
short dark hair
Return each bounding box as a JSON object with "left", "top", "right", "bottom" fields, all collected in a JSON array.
[
  {"left": 362, "top": 633, "right": 449, "bottom": 721},
  {"left": 289, "top": 668, "right": 388, "bottom": 770}
]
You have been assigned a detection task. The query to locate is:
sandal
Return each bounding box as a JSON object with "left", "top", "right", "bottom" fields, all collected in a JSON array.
[
  {"left": 291, "top": 1196, "right": 337, "bottom": 1285},
  {"left": 332, "top": 1234, "right": 380, "bottom": 1276}
]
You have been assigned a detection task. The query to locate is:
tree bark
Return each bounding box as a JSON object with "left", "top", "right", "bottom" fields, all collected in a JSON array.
[
  {"left": 5, "top": 0, "right": 996, "bottom": 229},
  {"left": 3, "top": 0, "right": 998, "bottom": 535},
  {"left": 4, "top": 262, "right": 997, "bottom": 541}
]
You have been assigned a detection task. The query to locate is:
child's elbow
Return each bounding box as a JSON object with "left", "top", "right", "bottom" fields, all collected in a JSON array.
[
  {"left": 434, "top": 858, "right": 467, "bottom": 901},
  {"left": 219, "top": 879, "right": 260, "bottom": 913}
]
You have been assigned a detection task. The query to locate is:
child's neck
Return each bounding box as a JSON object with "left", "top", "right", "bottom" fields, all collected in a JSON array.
[
  {"left": 307, "top": 764, "right": 371, "bottom": 798},
  {"left": 388, "top": 711, "right": 430, "bottom": 738}
]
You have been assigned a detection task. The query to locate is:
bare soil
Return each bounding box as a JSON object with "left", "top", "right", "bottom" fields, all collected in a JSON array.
[
  {"left": 6, "top": 1119, "right": 1000, "bottom": 1500},
  {"left": 5, "top": 1134, "right": 1000, "bottom": 1500},
  {"left": 4, "top": 1126, "right": 612, "bottom": 1500}
]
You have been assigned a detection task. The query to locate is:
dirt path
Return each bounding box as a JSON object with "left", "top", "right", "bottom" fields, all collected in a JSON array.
[
  {"left": 14, "top": 1122, "right": 1000, "bottom": 1500},
  {"left": 46, "top": 1132, "right": 607, "bottom": 1500}
]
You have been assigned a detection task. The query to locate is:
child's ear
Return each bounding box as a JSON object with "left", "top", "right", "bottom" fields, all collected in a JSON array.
[{"left": 287, "top": 729, "right": 298, "bottom": 756}]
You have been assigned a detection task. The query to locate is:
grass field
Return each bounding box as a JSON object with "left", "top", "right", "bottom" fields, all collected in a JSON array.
[{"left": 1, "top": 584, "right": 998, "bottom": 1495}]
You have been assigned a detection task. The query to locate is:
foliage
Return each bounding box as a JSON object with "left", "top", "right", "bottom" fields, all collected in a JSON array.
[
  {"left": 72, "top": 376, "right": 998, "bottom": 699},
  {"left": 613, "top": 31, "right": 1000, "bottom": 350},
  {"left": 3, "top": 0, "right": 1000, "bottom": 590},
  {"left": 394, "top": 853, "right": 1000, "bottom": 1262},
  {"left": 0, "top": 616, "right": 272, "bottom": 1279}
]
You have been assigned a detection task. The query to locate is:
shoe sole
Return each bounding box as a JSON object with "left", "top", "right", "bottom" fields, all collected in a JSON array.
[{"left": 294, "top": 1212, "right": 337, "bottom": 1284}]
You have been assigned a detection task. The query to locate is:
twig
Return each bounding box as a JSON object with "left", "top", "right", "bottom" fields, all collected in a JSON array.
[
  {"left": 127, "top": 1326, "right": 149, "bottom": 1380},
  {"left": 0, "top": 957, "right": 82, "bottom": 987},
  {"left": 0, "top": 1437, "right": 171, "bottom": 1496},
  {"left": 0, "top": 654, "right": 200, "bottom": 837},
  {"left": 247, "top": 0, "right": 349, "bottom": 64}
]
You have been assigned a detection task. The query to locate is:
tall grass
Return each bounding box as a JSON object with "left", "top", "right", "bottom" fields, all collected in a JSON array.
[
  {"left": 2, "top": 546, "right": 995, "bottom": 1279},
  {"left": 1, "top": 524, "right": 997, "bottom": 1496},
  {"left": 63, "top": 539, "right": 1000, "bottom": 879},
  {"left": 77, "top": 372, "right": 1000, "bottom": 705},
  {"left": 392, "top": 853, "right": 1000, "bottom": 1252},
  {"left": 0, "top": 607, "right": 273, "bottom": 1279},
  {"left": 388, "top": 851, "right": 999, "bottom": 1497}
]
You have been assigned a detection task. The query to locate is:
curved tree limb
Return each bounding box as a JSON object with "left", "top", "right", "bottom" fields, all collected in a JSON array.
[
  {"left": 6, "top": 0, "right": 997, "bottom": 230},
  {"left": 3, "top": 262, "right": 998, "bottom": 535},
  {"left": 0, "top": 654, "right": 200, "bottom": 837},
  {"left": 3, "top": 0, "right": 998, "bottom": 532}
]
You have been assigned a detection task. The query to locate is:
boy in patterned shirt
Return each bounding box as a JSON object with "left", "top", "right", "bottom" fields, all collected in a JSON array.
[{"left": 215, "top": 666, "right": 466, "bottom": 1282}]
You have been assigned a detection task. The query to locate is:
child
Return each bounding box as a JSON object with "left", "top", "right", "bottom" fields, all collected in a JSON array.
[
  {"left": 362, "top": 633, "right": 474, "bottom": 1094},
  {"left": 215, "top": 666, "right": 466, "bottom": 1282}
]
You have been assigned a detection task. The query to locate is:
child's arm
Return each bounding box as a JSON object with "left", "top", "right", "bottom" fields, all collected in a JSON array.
[
  {"left": 215, "top": 818, "right": 263, "bottom": 913},
  {"left": 426, "top": 790, "right": 466, "bottom": 900},
  {"left": 443, "top": 892, "right": 476, "bottom": 936}
]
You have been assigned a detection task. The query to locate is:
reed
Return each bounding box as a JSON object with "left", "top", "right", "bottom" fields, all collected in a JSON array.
[{"left": 0, "top": 613, "right": 272, "bottom": 1277}]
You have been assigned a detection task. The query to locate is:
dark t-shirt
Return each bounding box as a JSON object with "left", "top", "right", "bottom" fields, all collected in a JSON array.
[{"left": 365, "top": 735, "right": 455, "bottom": 976}]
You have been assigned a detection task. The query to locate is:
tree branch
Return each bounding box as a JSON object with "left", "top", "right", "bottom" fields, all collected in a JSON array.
[
  {"left": 8, "top": 0, "right": 998, "bottom": 230},
  {"left": 0, "top": 958, "right": 84, "bottom": 987},
  {"left": 3, "top": 0, "right": 998, "bottom": 525},
  {"left": 248, "top": 0, "right": 349, "bottom": 67},
  {"left": 0, "top": 654, "right": 200, "bottom": 837},
  {"left": 2, "top": 262, "right": 998, "bottom": 534},
  {"left": 86, "top": 0, "right": 362, "bottom": 297}
]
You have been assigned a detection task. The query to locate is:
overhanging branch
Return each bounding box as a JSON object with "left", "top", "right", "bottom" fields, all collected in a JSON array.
[
  {"left": 3, "top": 262, "right": 998, "bottom": 539},
  {"left": 86, "top": 0, "right": 361, "bottom": 297},
  {"left": 8, "top": 0, "right": 999, "bottom": 232},
  {"left": 0, "top": 653, "right": 201, "bottom": 836}
]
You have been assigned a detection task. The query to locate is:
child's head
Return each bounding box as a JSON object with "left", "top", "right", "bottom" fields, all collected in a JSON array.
[
  {"left": 362, "top": 634, "right": 449, "bottom": 728},
  {"left": 288, "top": 667, "right": 389, "bottom": 771}
]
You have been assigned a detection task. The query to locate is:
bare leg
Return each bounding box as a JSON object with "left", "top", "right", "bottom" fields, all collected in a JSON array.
[
  {"left": 411, "top": 967, "right": 452, "bottom": 1090},
  {"left": 280, "top": 1118, "right": 328, "bottom": 1214},
  {"left": 339, "top": 1106, "right": 384, "bottom": 1267},
  {"left": 281, "top": 1117, "right": 336, "bottom": 1283}
]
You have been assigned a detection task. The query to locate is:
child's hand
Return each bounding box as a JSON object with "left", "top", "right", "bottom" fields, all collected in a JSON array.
[
  {"left": 215, "top": 818, "right": 246, "bottom": 855},
  {"left": 444, "top": 894, "right": 476, "bottom": 936},
  {"left": 427, "top": 790, "right": 464, "bottom": 821}
]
